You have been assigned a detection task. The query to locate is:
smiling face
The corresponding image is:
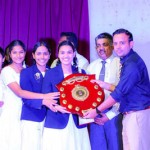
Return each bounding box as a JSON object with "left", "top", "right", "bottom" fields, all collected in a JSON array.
[
  {"left": 9, "top": 45, "right": 26, "bottom": 65},
  {"left": 96, "top": 38, "right": 113, "bottom": 60},
  {"left": 113, "top": 33, "right": 133, "bottom": 57},
  {"left": 58, "top": 45, "right": 75, "bottom": 66},
  {"left": 32, "top": 45, "right": 50, "bottom": 69}
]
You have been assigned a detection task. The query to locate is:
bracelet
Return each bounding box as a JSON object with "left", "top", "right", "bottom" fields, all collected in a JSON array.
[{"left": 96, "top": 107, "right": 101, "bottom": 114}]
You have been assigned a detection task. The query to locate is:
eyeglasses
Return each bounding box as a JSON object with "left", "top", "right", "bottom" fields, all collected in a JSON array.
[{"left": 96, "top": 42, "right": 111, "bottom": 49}]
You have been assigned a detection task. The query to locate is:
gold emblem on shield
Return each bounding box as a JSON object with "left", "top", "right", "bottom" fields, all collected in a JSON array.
[{"left": 71, "top": 84, "right": 89, "bottom": 101}]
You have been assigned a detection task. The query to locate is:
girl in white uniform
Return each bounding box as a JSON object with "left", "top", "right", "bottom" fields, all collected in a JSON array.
[{"left": 0, "top": 40, "right": 59, "bottom": 150}]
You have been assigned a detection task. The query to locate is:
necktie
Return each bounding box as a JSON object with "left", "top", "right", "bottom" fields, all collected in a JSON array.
[{"left": 99, "top": 60, "right": 106, "bottom": 81}]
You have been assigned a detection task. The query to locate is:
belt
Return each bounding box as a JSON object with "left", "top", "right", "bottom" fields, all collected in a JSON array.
[{"left": 123, "top": 106, "right": 150, "bottom": 115}]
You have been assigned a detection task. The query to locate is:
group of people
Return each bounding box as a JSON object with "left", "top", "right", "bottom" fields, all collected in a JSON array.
[{"left": 0, "top": 29, "right": 150, "bottom": 150}]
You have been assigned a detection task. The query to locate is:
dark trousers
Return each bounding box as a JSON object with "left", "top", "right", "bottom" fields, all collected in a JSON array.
[{"left": 89, "top": 113, "right": 123, "bottom": 150}]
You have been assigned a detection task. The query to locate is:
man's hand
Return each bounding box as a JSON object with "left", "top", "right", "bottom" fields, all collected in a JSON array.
[
  {"left": 91, "top": 80, "right": 115, "bottom": 91},
  {"left": 94, "top": 113, "right": 109, "bottom": 125}
]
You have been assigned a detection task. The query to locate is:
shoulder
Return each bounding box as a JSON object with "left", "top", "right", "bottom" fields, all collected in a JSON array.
[
  {"left": 88, "top": 59, "right": 100, "bottom": 67},
  {"left": 1, "top": 66, "right": 13, "bottom": 75},
  {"left": 76, "top": 53, "right": 89, "bottom": 63},
  {"left": 51, "top": 58, "right": 58, "bottom": 68},
  {"left": 86, "top": 59, "right": 100, "bottom": 72},
  {"left": 126, "top": 52, "right": 141, "bottom": 68},
  {"left": 45, "top": 65, "right": 60, "bottom": 75},
  {"left": 112, "top": 56, "right": 120, "bottom": 61},
  {"left": 21, "top": 65, "right": 34, "bottom": 75},
  {"left": 43, "top": 66, "right": 63, "bottom": 85},
  {"left": 123, "top": 57, "right": 139, "bottom": 75},
  {"left": 2, "top": 66, "right": 11, "bottom": 72},
  {"left": 1, "top": 66, "right": 17, "bottom": 84},
  {"left": 130, "top": 51, "right": 145, "bottom": 66},
  {"left": 111, "top": 56, "right": 120, "bottom": 65}
]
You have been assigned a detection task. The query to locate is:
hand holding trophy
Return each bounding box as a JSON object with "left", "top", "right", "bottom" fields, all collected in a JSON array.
[{"left": 56, "top": 73, "right": 105, "bottom": 117}]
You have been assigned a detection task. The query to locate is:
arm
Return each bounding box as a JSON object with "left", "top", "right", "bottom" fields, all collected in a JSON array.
[
  {"left": 95, "top": 103, "right": 120, "bottom": 125},
  {"left": 91, "top": 79, "right": 115, "bottom": 92},
  {"left": 42, "top": 70, "right": 70, "bottom": 113},
  {"left": 90, "top": 79, "right": 119, "bottom": 122},
  {"left": 8, "top": 82, "right": 59, "bottom": 100},
  {"left": 84, "top": 95, "right": 116, "bottom": 119},
  {"left": 1, "top": 66, "right": 59, "bottom": 100}
]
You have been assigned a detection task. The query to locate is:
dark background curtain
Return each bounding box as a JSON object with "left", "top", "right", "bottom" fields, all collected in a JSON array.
[{"left": 0, "top": 0, "right": 90, "bottom": 66}]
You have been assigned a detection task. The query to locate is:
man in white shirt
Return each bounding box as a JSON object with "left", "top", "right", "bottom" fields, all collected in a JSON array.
[
  {"left": 87, "top": 33, "right": 123, "bottom": 150},
  {"left": 51, "top": 32, "right": 89, "bottom": 71}
]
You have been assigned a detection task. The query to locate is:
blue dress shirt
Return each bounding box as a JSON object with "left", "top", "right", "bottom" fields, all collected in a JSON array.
[{"left": 111, "top": 49, "right": 150, "bottom": 112}]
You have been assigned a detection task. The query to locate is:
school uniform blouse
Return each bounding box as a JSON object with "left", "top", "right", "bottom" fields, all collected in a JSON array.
[
  {"left": 42, "top": 64, "right": 86, "bottom": 129},
  {"left": 20, "top": 64, "right": 47, "bottom": 122}
]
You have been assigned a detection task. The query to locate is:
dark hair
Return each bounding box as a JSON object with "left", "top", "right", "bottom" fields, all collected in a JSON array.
[
  {"left": 33, "top": 41, "right": 51, "bottom": 54},
  {"left": 113, "top": 28, "right": 133, "bottom": 42},
  {"left": 9, "top": 40, "right": 26, "bottom": 53},
  {"left": 32, "top": 41, "right": 51, "bottom": 65},
  {"left": 0, "top": 47, "right": 5, "bottom": 68},
  {"left": 57, "top": 40, "right": 78, "bottom": 68},
  {"left": 60, "top": 32, "right": 78, "bottom": 49},
  {"left": 95, "top": 32, "right": 113, "bottom": 45},
  {"left": 0, "top": 47, "right": 4, "bottom": 58},
  {"left": 7, "top": 40, "right": 26, "bottom": 64}
]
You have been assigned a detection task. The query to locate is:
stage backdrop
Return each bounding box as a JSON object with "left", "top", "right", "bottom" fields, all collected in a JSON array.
[
  {"left": 88, "top": 0, "right": 150, "bottom": 76},
  {"left": 0, "top": 0, "right": 90, "bottom": 65}
]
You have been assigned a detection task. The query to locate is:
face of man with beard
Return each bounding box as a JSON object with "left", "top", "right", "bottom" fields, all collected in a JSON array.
[{"left": 113, "top": 33, "right": 133, "bottom": 58}]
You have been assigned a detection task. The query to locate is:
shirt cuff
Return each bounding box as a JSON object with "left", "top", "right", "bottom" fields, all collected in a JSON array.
[{"left": 106, "top": 110, "right": 119, "bottom": 120}]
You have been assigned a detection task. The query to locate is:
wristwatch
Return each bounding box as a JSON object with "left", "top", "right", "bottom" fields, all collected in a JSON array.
[{"left": 96, "top": 107, "right": 101, "bottom": 114}]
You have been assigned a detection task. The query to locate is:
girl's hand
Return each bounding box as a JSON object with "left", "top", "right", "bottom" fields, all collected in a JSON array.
[
  {"left": 42, "top": 99, "right": 58, "bottom": 112},
  {"left": 44, "top": 92, "right": 60, "bottom": 100},
  {"left": 55, "top": 105, "right": 71, "bottom": 114}
]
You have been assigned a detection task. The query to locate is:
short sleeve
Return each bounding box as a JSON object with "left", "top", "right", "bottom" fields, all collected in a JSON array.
[{"left": 1, "top": 66, "right": 17, "bottom": 86}]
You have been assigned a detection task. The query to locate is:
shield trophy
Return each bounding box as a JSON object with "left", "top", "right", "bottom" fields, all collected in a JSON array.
[{"left": 56, "top": 73, "right": 105, "bottom": 117}]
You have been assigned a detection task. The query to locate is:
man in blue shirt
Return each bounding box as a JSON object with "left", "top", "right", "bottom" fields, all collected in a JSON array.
[{"left": 84, "top": 28, "right": 150, "bottom": 150}]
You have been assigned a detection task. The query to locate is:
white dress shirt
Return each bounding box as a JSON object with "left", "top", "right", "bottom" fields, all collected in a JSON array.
[{"left": 87, "top": 54, "right": 121, "bottom": 119}]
